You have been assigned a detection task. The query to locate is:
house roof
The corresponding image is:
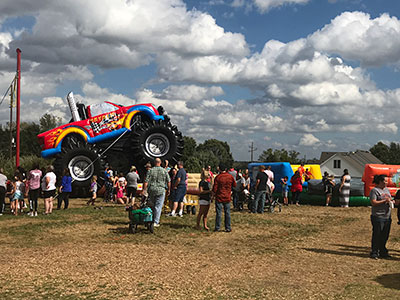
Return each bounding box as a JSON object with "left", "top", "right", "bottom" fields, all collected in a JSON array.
[
  {"left": 319, "top": 150, "right": 382, "bottom": 173},
  {"left": 319, "top": 152, "right": 337, "bottom": 163}
]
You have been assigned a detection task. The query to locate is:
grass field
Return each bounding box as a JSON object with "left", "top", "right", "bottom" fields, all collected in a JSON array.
[{"left": 0, "top": 199, "right": 399, "bottom": 299}]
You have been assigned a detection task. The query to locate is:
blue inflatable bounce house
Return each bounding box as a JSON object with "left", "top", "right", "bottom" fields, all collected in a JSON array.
[{"left": 248, "top": 162, "right": 300, "bottom": 193}]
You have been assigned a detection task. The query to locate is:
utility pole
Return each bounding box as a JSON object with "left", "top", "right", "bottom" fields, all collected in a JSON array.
[
  {"left": 249, "top": 142, "right": 257, "bottom": 162},
  {"left": 16, "top": 48, "right": 21, "bottom": 168},
  {"left": 9, "top": 80, "right": 14, "bottom": 160}
]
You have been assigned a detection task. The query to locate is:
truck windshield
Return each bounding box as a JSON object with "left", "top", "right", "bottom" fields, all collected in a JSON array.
[{"left": 89, "top": 103, "right": 118, "bottom": 117}]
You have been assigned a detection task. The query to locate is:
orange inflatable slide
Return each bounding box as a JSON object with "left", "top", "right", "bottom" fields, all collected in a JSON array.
[{"left": 362, "top": 164, "right": 400, "bottom": 197}]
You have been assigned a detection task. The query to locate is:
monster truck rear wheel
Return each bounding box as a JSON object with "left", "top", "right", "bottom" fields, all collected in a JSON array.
[
  {"left": 54, "top": 148, "right": 101, "bottom": 187},
  {"left": 130, "top": 119, "right": 183, "bottom": 167}
]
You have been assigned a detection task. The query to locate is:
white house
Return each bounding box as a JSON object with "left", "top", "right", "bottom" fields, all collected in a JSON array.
[{"left": 319, "top": 150, "right": 382, "bottom": 178}]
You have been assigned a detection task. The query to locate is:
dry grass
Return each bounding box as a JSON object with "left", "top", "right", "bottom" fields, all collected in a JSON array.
[{"left": 0, "top": 198, "right": 399, "bottom": 299}]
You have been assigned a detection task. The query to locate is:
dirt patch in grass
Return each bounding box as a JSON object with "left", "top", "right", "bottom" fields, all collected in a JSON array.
[{"left": 0, "top": 199, "right": 399, "bottom": 299}]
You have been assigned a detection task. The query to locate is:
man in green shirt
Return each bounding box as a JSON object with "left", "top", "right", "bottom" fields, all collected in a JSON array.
[{"left": 144, "top": 158, "right": 170, "bottom": 227}]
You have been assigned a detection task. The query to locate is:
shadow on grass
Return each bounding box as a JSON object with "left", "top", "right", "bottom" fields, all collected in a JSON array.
[
  {"left": 109, "top": 226, "right": 154, "bottom": 235},
  {"left": 161, "top": 221, "right": 195, "bottom": 229},
  {"left": 109, "top": 226, "right": 130, "bottom": 234},
  {"left": 103, "top": 220, "right": 128, "bottom": 225},
  {"left": 304, "top": 246, "right": 400, "bottom": 261},
  {"left": 332, "top": 244, "right": 400, "bottom": 254},
  {"left": 375, "top": 273, "right": 400, "bottom": 290},
  {"left": 304, "top": 247, "right": 371, "bottom": 259}
]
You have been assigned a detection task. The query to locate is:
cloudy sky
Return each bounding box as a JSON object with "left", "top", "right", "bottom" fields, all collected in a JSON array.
[{"left": 0, "top": 0, "right": 399, "bottom": 161}]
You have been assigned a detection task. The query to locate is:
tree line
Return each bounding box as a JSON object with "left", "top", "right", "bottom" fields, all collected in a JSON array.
[
  {"left": 0, "top": 113, "right": 61, "bottom": 158},
  {"left": 370, "top": 141, "right": 400, "bottom": 165}
]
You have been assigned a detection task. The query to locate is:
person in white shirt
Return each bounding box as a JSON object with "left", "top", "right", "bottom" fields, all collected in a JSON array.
[
  {"left": 42, "top": 165, "right": 57, "bottom": 215},
  {"left": 0, "top": 168, "right": 7, "bottom": 215},
  {"left": 264, "top": 166, "right": 274, "bottom": 204}
]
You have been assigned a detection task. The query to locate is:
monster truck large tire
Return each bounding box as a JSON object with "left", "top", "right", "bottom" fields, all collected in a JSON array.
[
  {"left": 130, "top": 120, "right": 183, "bottom": 167},
  {"left": 54, "top": 148, "right": 102, "bottom": 188}
]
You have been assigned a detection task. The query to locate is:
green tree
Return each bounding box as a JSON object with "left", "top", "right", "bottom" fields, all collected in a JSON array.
[
  {"left": 39, "top": 113, "right": 62, "bottom": 133},
  {"left": 0, "top": 124, "right": 11, "bottom": 157},
  {"left": 184, "top": 156, "right": 203, "bottom": 173},
  {"left": 197, "top": 139, "right": 234, "bottom": 167},
  {"left": 181, "top": 136, "right": 197, "bottom": 163},
  {"left": 20, "top": 122, "right": 42, "bottom": 156},
  {"left": 258, "top": 148, "right": 300, "bottom": 164},
  {"left": 370, "top": 141, "right": 400, "bottom": 164},
  {"left": 196, "top": 150, "right": 219, "bottom": 170}
]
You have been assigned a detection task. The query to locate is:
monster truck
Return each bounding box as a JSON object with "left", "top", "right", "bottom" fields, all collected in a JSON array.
[{"left": 37, "top": 92, "right": 183, "bottom": 187}]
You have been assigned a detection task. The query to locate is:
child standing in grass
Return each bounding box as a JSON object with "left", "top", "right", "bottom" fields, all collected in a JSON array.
[
  {"left": 87, "top": 176, "right": 98, "bottom": 206},
  {"left": 11, "top": 175, "right": 25, "bottom": 215},
  {"left": 116, "top": 176, "right": 127, "bottom": 204},
  {"left": 281, "top": 176, "right": 289, "bottom": 205}
]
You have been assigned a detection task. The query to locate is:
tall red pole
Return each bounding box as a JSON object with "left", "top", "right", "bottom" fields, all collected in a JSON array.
[{"left": 16, "top": 48, "right": 21, "bottom": 168}]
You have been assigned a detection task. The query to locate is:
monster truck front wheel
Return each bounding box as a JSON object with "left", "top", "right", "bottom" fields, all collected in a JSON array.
[
  {"left": 130, "top": 120, "right": 183, "bottom": 166},
  {"left": 54, "top": 148, "right": 101, "bottom": 187}
]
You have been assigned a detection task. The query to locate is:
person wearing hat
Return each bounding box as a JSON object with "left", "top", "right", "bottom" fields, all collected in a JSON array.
[{"left": 325, "top": 174, "right": 335, "bottom": 206}]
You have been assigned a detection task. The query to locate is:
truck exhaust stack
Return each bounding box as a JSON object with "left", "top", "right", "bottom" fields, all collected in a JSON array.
[{"left": 67, "top": 92, "right": 81, "bottom": 122}]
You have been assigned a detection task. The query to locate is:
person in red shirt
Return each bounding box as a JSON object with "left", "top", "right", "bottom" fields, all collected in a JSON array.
[
  {"left": 304, "top": 168, "right": 313, "bottom": 182},
  {"left": 290, "top": 170, "right": 303, "bottom": 206},
  {"left": 212, "top": 163, "right": 236, "bottom": 232}
]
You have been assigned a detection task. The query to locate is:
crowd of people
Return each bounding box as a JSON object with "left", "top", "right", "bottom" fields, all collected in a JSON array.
[
  {"left": 0, "top": 165, "right": 70, "bottom": 216},
  {"left": 0, "top": 160, "right": 399, "bottom": 259}
]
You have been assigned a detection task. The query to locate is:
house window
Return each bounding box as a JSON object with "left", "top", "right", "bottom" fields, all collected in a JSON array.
[{"left": 333, "top": 159, "right": 341, "bottom": 169}]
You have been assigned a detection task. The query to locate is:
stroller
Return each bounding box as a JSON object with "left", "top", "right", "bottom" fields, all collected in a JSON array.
[
  {"left": 264, "top": 190, "right": 282, "bottom": 213},
  {"left": 126, "top": 196, "right": 154, "bottom": 234},
  {"left": 237, "top": 189, "right": 249, "bottom": 211}
]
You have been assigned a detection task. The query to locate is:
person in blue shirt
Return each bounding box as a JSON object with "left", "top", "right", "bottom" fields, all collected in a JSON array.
[
  {"left": 280, "top": 176, "right": 289, "bottom": 205},
  {"left": 169, "top": 161, "right": 187, "bottom": 217},
  {"left": 58, "top": 168, "right": 72, "bottom": 209}
]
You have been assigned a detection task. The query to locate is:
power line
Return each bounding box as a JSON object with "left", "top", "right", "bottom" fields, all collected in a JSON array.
[{"left": 0, "top": 76, "right": 16, "bottom": 106}]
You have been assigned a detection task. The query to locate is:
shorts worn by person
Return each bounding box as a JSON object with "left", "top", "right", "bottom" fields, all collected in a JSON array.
[
  {"left": 212, "top": 166, "right": 236, "bottom": 232},
  {"left": 169, "top": 162, "right": 187, "bottom": 217},
  {"left": 42, "top": 168, "right": 57, "bottom": 215}
]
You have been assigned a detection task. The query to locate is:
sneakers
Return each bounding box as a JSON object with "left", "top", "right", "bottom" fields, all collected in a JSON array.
[
  {"left": 34, "top": 211, "right": 38, "bottom": 217},
  {"left": 178, "top": 213, "right": 183, "bottom": 218},
  {"left": 154, "top": 223, "right": 160, "bottom": 227},
  {"left": 168, "top": 212, "right": 176, "bottom": 217},
  {"left": 0, "top": 213, "right": 3, "bottom": 216},
  {"left": 28, "top": 212, "right": 33, "bottom": 216},
  {"left": 370, "top": 253, "right": 379, "bottom": 260}
]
